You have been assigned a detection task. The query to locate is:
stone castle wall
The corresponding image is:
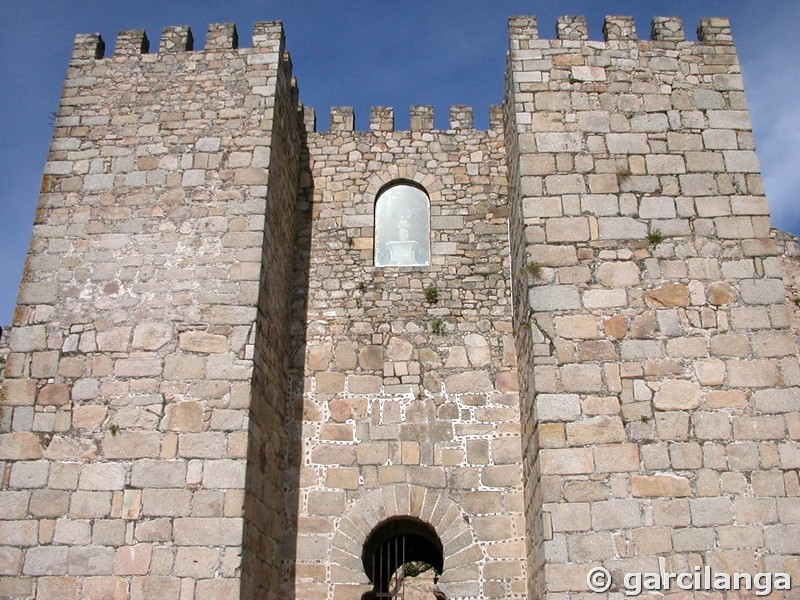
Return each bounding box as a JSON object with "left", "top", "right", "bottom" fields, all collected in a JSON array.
[
  {"left": 288, "top": 106, "right": 527, "bottom": 599},
  {"left": 506, "top": 16, "right": 798, "bottom": 599},
  {"left": 0, "top": 12, "right": 798, "bottom": 600}
]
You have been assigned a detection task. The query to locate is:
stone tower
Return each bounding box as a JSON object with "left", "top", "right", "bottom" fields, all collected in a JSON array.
[{"left": 0, "top": 13, "right": 798, "bottom": 600}]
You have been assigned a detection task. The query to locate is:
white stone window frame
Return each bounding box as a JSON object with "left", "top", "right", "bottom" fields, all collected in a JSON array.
[
  {"left": 364, "top": 167, "right": 442, "bottom": 269},
  {"left": 374, "top": 181, "right": 431, "bottom": 268}
]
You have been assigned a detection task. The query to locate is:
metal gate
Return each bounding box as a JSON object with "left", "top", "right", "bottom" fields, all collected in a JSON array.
[
  {"left": 371, "top": 532, "right": 407, "bottom": 598},
  {"left": 362, "top": 517, "right": 445, "bottom": 599}
]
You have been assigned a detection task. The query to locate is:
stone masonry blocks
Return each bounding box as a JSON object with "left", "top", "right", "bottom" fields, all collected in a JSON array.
[{"left": 2, "top": 11, "right": 797, "bottom": 600}]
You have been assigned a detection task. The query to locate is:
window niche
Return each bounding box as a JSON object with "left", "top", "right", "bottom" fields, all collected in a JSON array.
[{"left": 374, "top": 182, "right": 431, "bottom": 267}]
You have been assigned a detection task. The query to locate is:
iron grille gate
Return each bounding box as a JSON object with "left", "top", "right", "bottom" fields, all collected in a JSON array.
[
  {"left": 372, "top": 532, "right": 407, "bottom": 598},
  {"left": 362, "top": 516, "right": 445, "bottom": 599}
]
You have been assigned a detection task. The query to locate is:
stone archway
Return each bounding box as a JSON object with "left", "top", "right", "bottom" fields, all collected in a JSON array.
[
  {"left": 362, "top": 516, "right": 443, "bottom": 596},
  {"left": 329, "top": 484, "right": 483, "bottom": 597}
]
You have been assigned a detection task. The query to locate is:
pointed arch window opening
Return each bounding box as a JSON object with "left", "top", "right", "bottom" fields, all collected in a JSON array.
[{"left": 374, "top": 182, "right": 431, "bottom": 267}]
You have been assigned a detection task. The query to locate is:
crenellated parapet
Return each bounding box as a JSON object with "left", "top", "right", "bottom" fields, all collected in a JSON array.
[
  {"left": 205, "top": 22, "right": 238, "bottom": 50},
  {"left": 505, "top": 14, "right": 741, "bottom": 107},
  {"left": 159, "top": 25, "right": 194, "bottom": 52},
  {"left": 69, "top": 21, "right": 295, "bottom": 61},
  {"left": 62, "top": 21, "right": 299, "bottom": 133},
  {"left": 315, "top": 104, "right": 503, "bottom": 133},
  {"left": 509, "top": 14, "right": 732, "bottom": 44}
]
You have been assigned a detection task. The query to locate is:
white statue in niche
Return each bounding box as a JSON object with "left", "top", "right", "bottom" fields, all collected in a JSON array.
[
  {"left": 375, "top": 184, "right": 431, "bottom": 267},
  {"left": 397, "top": 212, "right": 411, "bottom": 240}
]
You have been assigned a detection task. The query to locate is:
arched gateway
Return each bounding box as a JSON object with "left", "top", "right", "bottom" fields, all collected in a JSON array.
[
  {"left": 329, "top": 485, "right": 482, "bottom": 598},
  {"left": 361, "top": 517, "right": 444, "bottom": 598}
]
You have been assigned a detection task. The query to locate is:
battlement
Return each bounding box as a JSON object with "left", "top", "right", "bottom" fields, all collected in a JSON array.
[
  {"left": 306, "top": 104, "right": 504, "bottom": 133},
  {"left": 509, "top": 14, "right": 732, "bottom": 44},
  {"left": 71, "top": 21, "right": 287, "bottom": 61}
]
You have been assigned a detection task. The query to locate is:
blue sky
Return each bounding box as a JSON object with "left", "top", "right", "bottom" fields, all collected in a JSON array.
[{"left": 1, "top": 1, "right": 798, "bottom": 326}]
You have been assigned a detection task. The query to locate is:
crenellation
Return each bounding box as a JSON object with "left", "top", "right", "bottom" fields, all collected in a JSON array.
[
  {"left": 159, "top": 25, "right": 193, "bottom": 52},
  {"left": 369, "top": 106, "right": 394, "bottom": 132},
  {"left": 282, "top": 52, "right": 295, "bottom": 89},
  {"left": 205, "top": 22, "right": 238, "bottom": 50},
  {"left": 409, "top": 104, "right": 434, "bottom": 131},
  {"left": 556, "top": 16, "right": 588, "bottom": 41},
  {"left": 114, "top": 29, "right": 149, "bottom": 56},
  {"left": 508, "top": 15, "right": 737, "bottom": 46},
  {"left": 602, "top": 15, "right": 637, "bottom": 41},
  {"left": 448, "top": 105, "right": 473, "bottom": 129},
  {"left": 329, "top": 106, "right": 354, "bottom": 131},
  {"left": 303, "top": 106, "right": 316, "bottom": 133},
  {"left": 489, "top": 104, "right": 504, "bottom": 130},
  {"left": 698, "top": 17, "right": 734, "bottom": 44},
  {"left": 252, "top": 20, "right": 284, "bottom": 50},
  {"left": 508, "top": 15, "right": 538, "bottom": 47},
  {"left": 71, "top": 33, "right": 105, "bottom": 61},
  {"left": 651, "top": 16, "right": 685, "bottom": 42}
]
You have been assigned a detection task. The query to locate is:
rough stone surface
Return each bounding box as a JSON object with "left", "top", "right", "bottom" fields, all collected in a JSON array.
[{"left": 1, "top": 13, "right": 797, "bottom": 600}]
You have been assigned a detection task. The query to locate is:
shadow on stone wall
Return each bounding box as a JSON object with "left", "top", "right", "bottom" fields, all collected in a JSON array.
[{"left": 281, "top": 127, "right": 314, "bottom": 598}]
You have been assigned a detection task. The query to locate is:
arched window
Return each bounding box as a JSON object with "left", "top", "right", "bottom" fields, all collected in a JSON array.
[
  {"left": 361, "top": 517, "right": 446, "bottom": 599},
  {"left": 374, "top": 182, "right": 430, "bottom": 267}
]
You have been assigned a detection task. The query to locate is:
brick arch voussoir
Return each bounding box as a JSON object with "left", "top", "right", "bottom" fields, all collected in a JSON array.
[
  {"left": 329, "top": 484, "right": 482, "bottom": 590},
  {"left": 364, "top": 169, "right": 442, "bottom": 205}
]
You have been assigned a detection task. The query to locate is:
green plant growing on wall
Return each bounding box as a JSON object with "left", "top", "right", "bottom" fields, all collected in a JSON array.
[
  {"left": 424, "top": 284, "right": 440, "bottom": 304},
  {"left": 431, "top": 317, "right": 445, "bottom": 335},
  {"left": 109, "top": 424, "right": 119, "bottom": 437},
  {"left": 526, "top": 261, "right": 542, "bottom": 280},
  {"left": 616, "top": 164, "right": 631, "bottom": 179},
  {"left": 403, "top": 561, "right": 434, "bottom": 578},
  {"left": 352, "top": 281, "right": 367, "bottom": 308},
  {"left": 647, "top": 229, "right": 664, "bottom": 246}
]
